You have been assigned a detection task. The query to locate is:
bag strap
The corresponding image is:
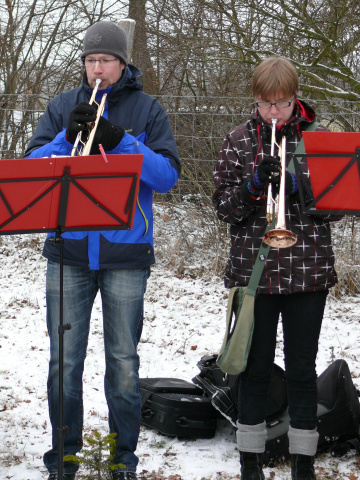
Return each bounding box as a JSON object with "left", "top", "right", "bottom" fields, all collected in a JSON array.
[
  {"left": 246, "top": 217, "right": 275, "bottom": 296},
  {"left": 140, "top": 390, "right": 152, "bottom": 408}
]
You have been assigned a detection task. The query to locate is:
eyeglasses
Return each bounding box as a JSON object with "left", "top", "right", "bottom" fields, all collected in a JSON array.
[
  {"left": 256, "top": 95, "right": 295, "bottom": 109},
  {"left": 84, "top": 58, "right": 119, "bottom": 67}
]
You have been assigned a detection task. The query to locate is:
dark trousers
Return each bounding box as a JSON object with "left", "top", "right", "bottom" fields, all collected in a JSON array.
[{"left": 238, "top": 290, "right": 328, "bottom": 430}]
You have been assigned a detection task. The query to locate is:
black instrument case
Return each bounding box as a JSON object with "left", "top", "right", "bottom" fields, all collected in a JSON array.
[{"left": 140, "top": 377, "right": 218, "bottom": 438}]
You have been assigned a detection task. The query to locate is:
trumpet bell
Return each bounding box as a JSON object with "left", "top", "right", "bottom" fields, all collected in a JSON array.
[{"left": 263, "top": 228, "right": 297, "bottom": 248}]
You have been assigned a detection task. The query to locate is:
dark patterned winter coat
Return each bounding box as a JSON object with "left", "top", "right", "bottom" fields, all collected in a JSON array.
[{"left": 212, "top": 99, "right": 338, "bottom": 293}]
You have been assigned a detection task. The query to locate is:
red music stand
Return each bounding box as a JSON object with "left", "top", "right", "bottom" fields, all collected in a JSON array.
[
  {"left": 0, "top": 154, "right": 143, "bottom": 233},
  {"left": 0, "top": 153, "right": 143, "bottom": 477},
  {"left": 292, "top": 132, "right": 360, "bottom": 216},
  {"left": 294, "top": 131, "right": 360, "bottom": 216}
]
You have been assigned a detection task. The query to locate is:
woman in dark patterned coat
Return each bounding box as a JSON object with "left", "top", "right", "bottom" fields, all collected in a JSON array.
[{"left": 213, "top": 56, "right": 337, "bottom": 480}]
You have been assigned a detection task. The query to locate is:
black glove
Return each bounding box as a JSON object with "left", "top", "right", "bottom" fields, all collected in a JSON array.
[
  {"left": 66, "top": 103, "right": 97, "bottom": 144},
  {"left": 91, "top": 116, "right": 125, "bottom": 154},
  {"left": 248, "top": 155, "right": 281, "bottom": 194},
  {"left": 256, "top": 156, "right": 281, "bottom": 184},
  {"left": 269, "top": 171, "right": 298, "bottom": 196}
]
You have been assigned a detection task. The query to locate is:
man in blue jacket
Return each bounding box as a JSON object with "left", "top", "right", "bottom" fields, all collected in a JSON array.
[{"left": 26, "top": 21, "right": 181, "bottom": 480}]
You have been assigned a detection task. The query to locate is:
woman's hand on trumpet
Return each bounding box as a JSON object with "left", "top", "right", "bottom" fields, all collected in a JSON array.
[
  {"left": 248, "top": 155, "right": 281, "bottom": 196},
  {"left": 240, "top": 155, "right": 298, "bottom": 203},
  {"left": 240, "top": 155, "right": 280, "bottom": 202},
  {"left": 270, "top": 170, "right": 299, "bottom": 197},
  {"left": 253, "top": 156, "right": 298, "bottom": 197},
  {"left": 256, "top": 155, "right": 281, "bottom": 185}
]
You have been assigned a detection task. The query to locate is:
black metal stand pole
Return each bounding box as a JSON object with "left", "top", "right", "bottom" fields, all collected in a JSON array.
[
  {"left": 56, "top": 232, "right": 71, "bottom": 479},
  {"left": 55, "top": 169, "right": 72, "bottom": 479}
]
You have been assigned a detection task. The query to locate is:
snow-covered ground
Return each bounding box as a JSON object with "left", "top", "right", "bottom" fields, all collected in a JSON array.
[{"left": 1, "top": 207, "right": 360, "bottom": 480}]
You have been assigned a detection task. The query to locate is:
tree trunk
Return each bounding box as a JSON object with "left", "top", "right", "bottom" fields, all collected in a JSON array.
[{"left": 128, "top": 0, "right": 158, "bottom": 95}]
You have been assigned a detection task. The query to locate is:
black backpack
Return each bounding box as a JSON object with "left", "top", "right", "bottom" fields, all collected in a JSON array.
[
  {"left": 193, "top": 355, "right": 360, "bottom": 462},
  {"left": 192, "top": 354, "right": 288, "bottom": 425},
  {"left": 266, "top": 359, "right": 360, "bottom": 461}
]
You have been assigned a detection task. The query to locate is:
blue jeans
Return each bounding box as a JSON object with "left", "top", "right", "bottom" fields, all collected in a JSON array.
[
  {"left": 238, "top": 290, "right": 328, "bottom": 430},
  {"left": 44, "top": 261, "right": 150, "bottom": 474}
]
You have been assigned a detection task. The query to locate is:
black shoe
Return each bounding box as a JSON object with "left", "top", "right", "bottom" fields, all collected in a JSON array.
[
  {"left": 112, "top": 472, "right": 138, "bottom": 480},
  {"left": 240, "top": 452, "right": 265, "bottom": 480},
  {"left": 291, "top": 454, "right": 316, "bottom": 480},
  {"left": 47, "top": 474, "right": 76, "bottom": 480}
]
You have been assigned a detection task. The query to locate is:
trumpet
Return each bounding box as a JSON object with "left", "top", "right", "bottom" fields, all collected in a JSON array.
[
  {"left": 263, "top": 120, "right": 297, "bottom": 248},
  {"left": 71, "top": 78, "right": 107, "bottom": 156},
  {"left": 266, "top": 118, "right": 278, "bottom": 223}
]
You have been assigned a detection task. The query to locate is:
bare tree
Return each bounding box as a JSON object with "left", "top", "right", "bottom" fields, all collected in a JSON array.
[
  {"left": 129, "top": 0, "right": 158, "bottom": 95},
  {"left": 141, "top": 1, "right": 360, "bottom": 124},
  {"left": 191, "top": 0, "right": 360, "bottom": 129}
]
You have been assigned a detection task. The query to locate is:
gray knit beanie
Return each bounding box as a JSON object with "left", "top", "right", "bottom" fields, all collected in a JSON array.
[{"left": 81, "top": 21, "right": 128, "bottom": 64}]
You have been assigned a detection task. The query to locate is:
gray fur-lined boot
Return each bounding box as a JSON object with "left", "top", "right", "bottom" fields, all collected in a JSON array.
[
  {"left": 288, "top": 426, "right": 318, "bottom": 480},
  {"left": 237, "top": 421, "right": 267, "bottom": 480}
]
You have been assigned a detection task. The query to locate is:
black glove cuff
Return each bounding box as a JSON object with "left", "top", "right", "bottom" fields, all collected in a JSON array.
[
  {"left": 286, "top": 172, "right": 298, "bottom": 196},
  {"left": 240, "top": 182, "right": 263, "bottom": 206},
  {"left": 251, "top": 170, "right": 266, "bottom": 191},
  {"left": 110, "top": 125, "right": 125, "bottom": 149}
]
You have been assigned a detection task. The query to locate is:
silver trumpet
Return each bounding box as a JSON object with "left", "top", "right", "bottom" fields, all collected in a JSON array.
[
  {"left": 71, "top": 78, "right": 107, "bottom": 156},
  {"left": 263, "top": 120, "right": 297, "bottom": 248},
  {"left": 266, "top": 118, "right": 278, "bottom": 223}
]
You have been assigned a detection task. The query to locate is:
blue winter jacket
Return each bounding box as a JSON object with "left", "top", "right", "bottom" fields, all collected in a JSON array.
[{"left": 25, "top": 66, "right": 181, "bottom": 270}]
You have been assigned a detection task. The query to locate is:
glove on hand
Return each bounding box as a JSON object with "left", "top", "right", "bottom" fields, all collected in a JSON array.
[
  {"left": 249, "top": 155, "right": 281, "bottom": 194},
  {"left": 91, "top": 116, "right": 125, "bottom": 154},
  {"left": 66, "top": 103, "right": 97, "bottom": 144},
  {"left": 256, "top": 156, "right": 281, "bottom": 184},
  {"left": 269, "top": 171, "right": 298, "bottom": 196}
]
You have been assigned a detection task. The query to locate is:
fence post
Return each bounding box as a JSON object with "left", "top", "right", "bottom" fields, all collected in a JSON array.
[{"left": 118, "top": 19, "right": 136, "bottom": 63}]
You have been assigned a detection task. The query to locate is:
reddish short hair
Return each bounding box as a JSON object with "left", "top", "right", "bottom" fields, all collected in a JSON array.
[{"left": 252, "top": 56, "right": 299, "bottom": 98}]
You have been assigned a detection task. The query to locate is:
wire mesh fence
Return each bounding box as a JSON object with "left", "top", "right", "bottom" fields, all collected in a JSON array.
[
  {"left": 0, "top": 93, "right": 359, "bottom": 294},
  {"left": 2, "top": 93, "right": 360, "bottom": 191}
]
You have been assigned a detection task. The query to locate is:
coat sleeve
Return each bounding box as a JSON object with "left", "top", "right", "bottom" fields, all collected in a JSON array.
[
  {"left": 107, "top": 101, "right": 181, "bottom": 194},
  {"left": 109, "top": 132, "right": 179, "bottom": 193},
  {"left": 212, "top": 132, "right": 259, "bottom": 225},
  {"left": 25, "top": 95, "right": 72, "bottom": 158},
  {"left": 26, "top": 129, "right": 73, "bottom": 158}
]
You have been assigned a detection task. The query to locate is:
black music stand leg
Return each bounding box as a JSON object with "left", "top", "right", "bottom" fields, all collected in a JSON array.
[{"left": 52, "top": 231, "right": 71, "bottom": 478}]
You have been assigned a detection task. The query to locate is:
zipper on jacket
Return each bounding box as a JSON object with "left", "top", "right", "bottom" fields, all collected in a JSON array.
[{"left": 136, "top": 197, "right": 149, "bottom": 235}]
